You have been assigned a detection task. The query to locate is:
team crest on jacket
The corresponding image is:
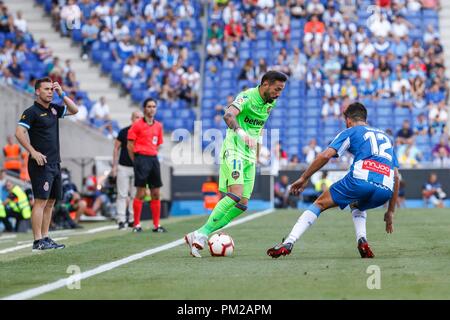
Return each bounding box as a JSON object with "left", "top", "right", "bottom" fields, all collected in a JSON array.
[
  {"left": 43, "top": 182, "right": 49, "bottom": 191},
  {"left": 51, "top": 108, "right": 57, "bottom": 116}
]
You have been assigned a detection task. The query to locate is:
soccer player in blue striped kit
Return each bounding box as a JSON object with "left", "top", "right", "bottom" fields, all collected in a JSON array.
[{"left": 267, "top": 102, "right": 400, "bottom": 258}]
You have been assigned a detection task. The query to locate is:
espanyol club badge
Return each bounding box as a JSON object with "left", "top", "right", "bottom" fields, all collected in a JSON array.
[{"left": 51, "top": 108, "right": 57, "bottom": 116}]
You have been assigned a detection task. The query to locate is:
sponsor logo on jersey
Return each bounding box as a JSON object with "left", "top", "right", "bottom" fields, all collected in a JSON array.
[
  {"left": 243, "top": 116, "right": 265, "bottom": 126},
  {"left": 40, "top": 113, "right": 48, "bottom": 117},
  {"left": 362, "top": 160, "right": 390, "bottom": 176}
]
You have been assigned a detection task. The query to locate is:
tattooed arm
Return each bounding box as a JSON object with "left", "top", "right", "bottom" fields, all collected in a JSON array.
[{"left": 223, "top": 106, "right": 256, "bottom": 148}]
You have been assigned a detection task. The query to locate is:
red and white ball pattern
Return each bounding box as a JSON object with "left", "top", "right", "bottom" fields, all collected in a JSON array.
[{"left": 208, "top": 233, "right": 235, "bottom": 257}]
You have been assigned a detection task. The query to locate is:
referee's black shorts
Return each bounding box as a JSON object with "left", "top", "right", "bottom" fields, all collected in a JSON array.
[
  {"left": 133, "top": 154, "right": 163, "bottom": 188},
  {"left": 28, "top": 161, "right": 62, "bottom": 200}
]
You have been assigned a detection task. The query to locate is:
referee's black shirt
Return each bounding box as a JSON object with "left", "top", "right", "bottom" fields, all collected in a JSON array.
[{"left": 18, "top": 101, "right": 66, "bottom": 164}]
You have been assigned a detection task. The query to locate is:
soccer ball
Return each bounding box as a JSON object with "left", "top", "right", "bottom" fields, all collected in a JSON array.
[{"left": 208, "top": 233, "right": 235, "bottom": 257}]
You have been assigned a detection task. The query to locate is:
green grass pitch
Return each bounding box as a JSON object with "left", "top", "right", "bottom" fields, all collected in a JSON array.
[{"left": 1, "top": 208, "right": 449, "bottom": 299}]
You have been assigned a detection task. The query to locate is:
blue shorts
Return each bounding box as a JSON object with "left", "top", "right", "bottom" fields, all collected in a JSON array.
[{"left": 329, "top": 175, "right": 393, "bottom": 211}]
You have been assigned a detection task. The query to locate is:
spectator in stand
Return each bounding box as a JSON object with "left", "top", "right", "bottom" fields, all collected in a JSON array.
[
  {"left": 410, "top": 76, "right": 426, "bottom": 109},
  {"left": 321, "top": 96, "right": 341, "bottom": 119},
  {"left": 340, "top": 55, "right": 357, "bottom": 80},
  {"left": 397, "top": 140, "right": 422, "bottom": 168},
  {"left": 323, "top": 77, "right": 340, "bottom": 98},
  {"left": 426, "top": 82, "right": 445, "bottom": 105},
  {"left": 422, "top": 173, "right": 445, "bottom": 208},
  {"left": 7, "top": 54, "right": 25, "bottom": 86},
  {"left": 302, "top": 138, "right": 322, "bottom": 164},
  {"left": 373, "top": 36, "right": 390, "bottom": 56},
  {"left": 32, "top": 39, "right": 53, "bottom": 65},
  {"left": 358, "top": 37, "right": 375, "bottom": 58},
  {"left": 323, "top": 53, "right": 341, "bottom": 81},
  {"left": 0, "top": 3, "right": 13, "bottom": 33},
  {"left": 369, "top": 12, "right": 391, "bottom": 38},
  {"left": 377, "top": 70, "right": 393, "bottom": 99},
  {"left": 256, "top": 58, "right": 268, "bottom": 81},
  {"left": 409, "top": 39, "right": 425, "bottom": 59},
  {"left": 424, "top": 24, "right": 440, "bottom": 45},
  {"left": 238, "top": 58, "right": 257, "bottom": 83},
  {"left": 306, "top": 0, "right": 325, "bottom": 16},
  {"left": 94, "top": 0, "right": 110, "bottom": 18},
  {"left": 409, "top": 56, "right": 426, "bottom": 80},
  {"left": 396, "top": 120, "right": 415, "bottom": 145},
  {"left": 289, "top": 51, "right": 306, "bottom": 80},
  {"left": 257, "top": 6, "right": 275, "bottom": 32},
  {"left": 340, "top": 78, "right": 357, "bottom": 100},
  {"left": 358, "top": 55, "right": 375, "bottom": 80},
  {"left": 223, "top": 40, "right": 238, "bottom": 68},
  {"left": 432, "top": 137, "right": 450, "bottom": 166},
  {"left": 70, "top": 97, "right": 88, "bottom": 124},
  {"left": 60, "top": 0, "right": 82, "bottom": 37},
  {"left": 13, "top": 10, "right": 27, "bottom": 34},
  {"left": 63, "top": 71, "right": 79, "bottom": 94},
  {"left": 122, "top": 56, "right": 144, "bottom": 91},
  {"left": 358, "top": 77, "right": 376, "bottom": 98},
  {"left": 224, "top": 19, "right": 243, "bottom": 43},
  {"left": 290, "top": 0, "right": 306, "bottom": 19},
  {"left": 395, "top": 85, "right": 413, "bottom": 110},
  {"left": 208, "top": 22, "right": 224, "bottom": 40},
  {"left": 390, "top": 36, "right": 408, "bottom": 59},
  {"left": 390, "top": 15, "right": 411, "bottom": 39},
  {"left": 222, "top": 1, "right": 241, "bottom": 24},
  {"left": 273, "top": 9, "right": 290, "bottom": 42},
  {"left": 414, "top": 113, "right": 430, "bottom": 136},
  {"left": 429, "top": 101, "right": 448, "bottom": 134},
  {"left": 306, "top": 66, "right": 322, "bottom": 90},
  {"left": 90, "top": 96, "right": 111, "bottom": 124},
  {"left": 304, "top": 14, "right": 325, "bottom": 46},
  {"left": 81, "top": 16, "right": 99, "bottom": 60}
]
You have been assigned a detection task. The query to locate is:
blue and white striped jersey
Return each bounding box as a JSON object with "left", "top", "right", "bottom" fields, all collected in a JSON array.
[{"left": 329, "top": 125, "right": 399, "bottom": 191}]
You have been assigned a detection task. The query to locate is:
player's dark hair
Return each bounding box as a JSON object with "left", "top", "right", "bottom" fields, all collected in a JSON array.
[
  {"left": 142, "top": 98, "right": 157, "bottom": 109},
  {"left": 35, "top": 77, "right": 52, "bottom": 90},
  {"left": 260, "top": 71, "right": 288, "bottom": 85},
  {"left": 343, "top": 102, "right": 367, "bottom": 122}
]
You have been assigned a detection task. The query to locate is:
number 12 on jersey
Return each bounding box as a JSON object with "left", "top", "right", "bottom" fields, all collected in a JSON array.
[{"left": 363, "top": 131, "right": 392, "bottom": 161}]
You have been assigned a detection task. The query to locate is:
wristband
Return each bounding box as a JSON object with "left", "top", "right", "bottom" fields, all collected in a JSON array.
[
  {"left": 60, "top": 91, "right": 67, "bottom": 99},
  {"left": 235, "top": 128, "right": 247, "bottom": 140}
]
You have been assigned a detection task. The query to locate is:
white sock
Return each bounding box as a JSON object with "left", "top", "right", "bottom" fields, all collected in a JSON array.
[
  {"left": 285, "top": 210, "right": 318, "bottom": 244},
  {"left": 352, "top": 209, "right": 367, "bottom": 242}
]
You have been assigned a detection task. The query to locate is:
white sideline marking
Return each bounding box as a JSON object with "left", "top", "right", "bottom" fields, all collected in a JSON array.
[
  {"left": 0, "top": 235, "right": 17, "bottom": 240},
  {"left": 82, "top": 225, "right": 117, "bottom": 234},
  {"left": 2, "top": 208, "right": 274, "bottom": 300},
  {"left": 0, "top": 238, "right": 68, "bottom": 254}
]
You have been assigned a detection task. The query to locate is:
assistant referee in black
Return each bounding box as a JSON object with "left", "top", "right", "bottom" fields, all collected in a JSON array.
[{"left": 15, "top": 77, "right": 78, "bottom": 251}]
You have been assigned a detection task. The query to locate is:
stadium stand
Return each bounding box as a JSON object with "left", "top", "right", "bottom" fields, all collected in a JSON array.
[
  {"left": 1, "top": 0, "right": 449, "bottom": 166},
  {"left": 37, "top": 0, "right": 203, "bottom": 133},
  {"left": 0, "top": 1, "right": 125, "bottom": 138},
  {"left": 201, "top": 0, "right": 449, "bottom": 166}
]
